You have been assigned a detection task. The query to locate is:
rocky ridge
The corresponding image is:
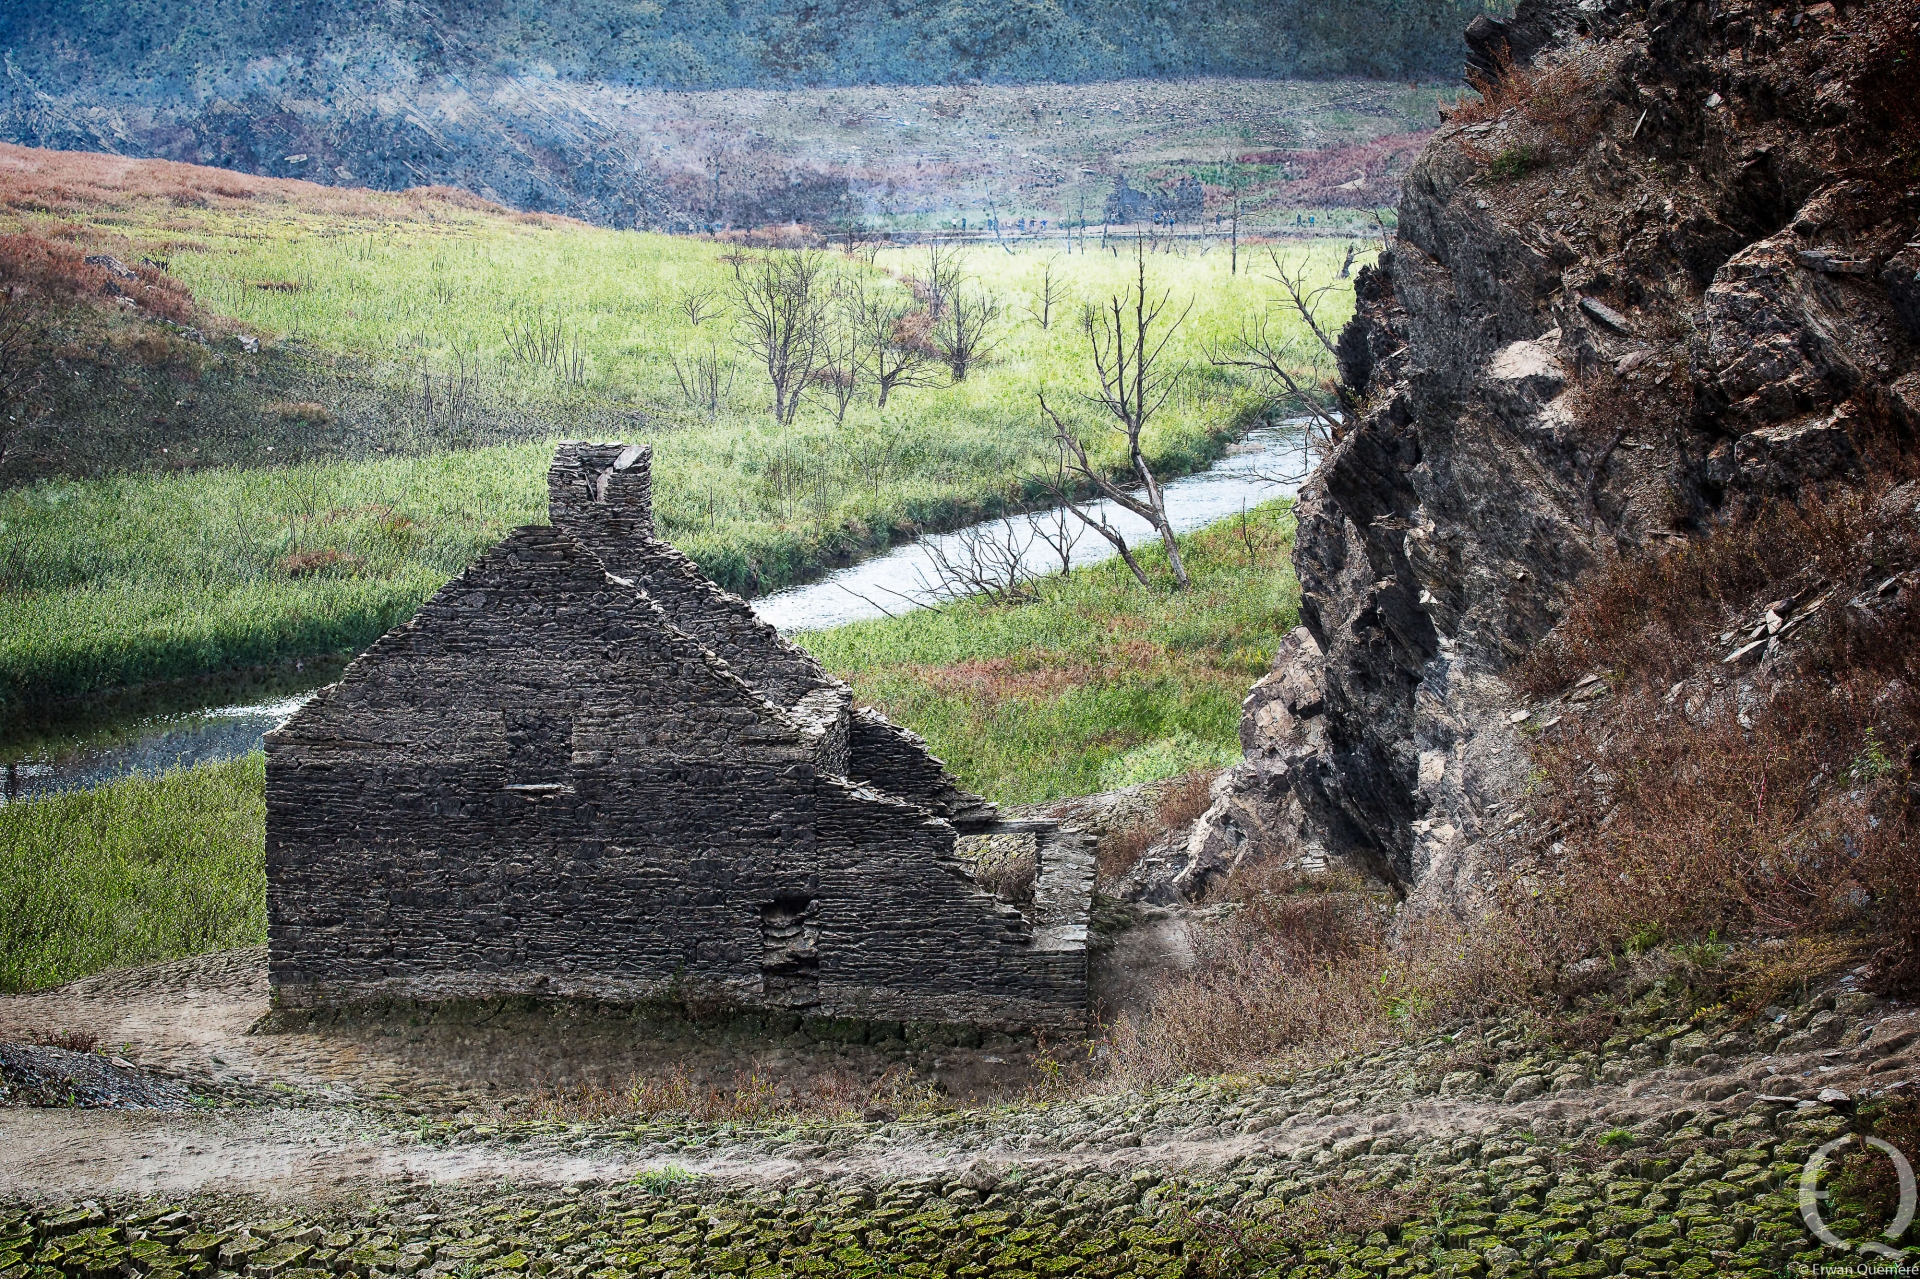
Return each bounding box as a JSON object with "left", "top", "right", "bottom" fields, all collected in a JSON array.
[{"left": 1183, "top": 0, "right": 1920, "bottom": 913}]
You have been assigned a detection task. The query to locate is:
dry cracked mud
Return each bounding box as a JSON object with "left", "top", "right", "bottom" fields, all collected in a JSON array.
[{"left": 6, "top": 948, "right": 1920, "bottom": 1276}]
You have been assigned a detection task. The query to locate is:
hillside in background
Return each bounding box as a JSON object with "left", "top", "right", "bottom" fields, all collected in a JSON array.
[
  {"left": 0, "top": 0, "right": 1478, "bottom": 228},
  {"left": 0, "top": 140, "right": 1337, "bottom": 711}
]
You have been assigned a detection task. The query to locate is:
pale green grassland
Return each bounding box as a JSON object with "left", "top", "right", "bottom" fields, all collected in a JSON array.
[
  {"left": 4, "top": 190, "right": 1352, "bottom": 707},
  {"left": 0, "top": 753, "right": 265, "bottom": 992}
]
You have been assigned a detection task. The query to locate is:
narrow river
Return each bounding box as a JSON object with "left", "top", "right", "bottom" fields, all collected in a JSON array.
[{"left": 0, "top": 424, "right": 1305, "bottom": 803}]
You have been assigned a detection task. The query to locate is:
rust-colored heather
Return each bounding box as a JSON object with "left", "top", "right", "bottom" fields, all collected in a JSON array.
[
  {"left": 1524, "top": 590, "right": 1920, "bottom": 991},
  {"left": 1108, "top": 466, "right": 1920, "bottom": 1082},
  {"left": 1105, "top": 866, "right": 1403, "bottom": 1081},
  {"left": 918, "top": 655, "right": 1096, "bottom": 701},
  {"left": 1094, "top": 769, "right": 1217, "bottom": 881},
  {"left": 1517, "top": 470, "right": 1918, "bottom": 697},
  {"left": 1447, "top": 43, "right": 1609, "bottom": 161},
  {"left": 0, "top": 229, "right": 198, "bottom": 326},
  {"left": 280, "top": 549, "right": 360, "bottom": 578},
  {"left": 0, "top": 141, "right": 569, "bottom": 228}
]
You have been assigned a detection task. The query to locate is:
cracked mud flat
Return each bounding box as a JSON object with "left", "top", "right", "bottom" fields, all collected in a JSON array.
[{"left": 5, "top": 950, "right": 1920, "bottom": 1279}]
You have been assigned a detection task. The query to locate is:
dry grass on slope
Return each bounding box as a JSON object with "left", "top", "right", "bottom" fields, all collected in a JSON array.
[
  {"left": 0, "top": 142, "right": 557, "bottom": 226},
  {"left": 1517, "top": 464, "right": 1920, "bottom": 994},
  {"left": 1106, "top": 460, "right": 1920, "bottom": 1084}
]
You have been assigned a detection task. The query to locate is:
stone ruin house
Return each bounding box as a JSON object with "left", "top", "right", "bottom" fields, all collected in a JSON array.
[{"left": 265, "top": 443, "right": 1093, "bottom": 1030}]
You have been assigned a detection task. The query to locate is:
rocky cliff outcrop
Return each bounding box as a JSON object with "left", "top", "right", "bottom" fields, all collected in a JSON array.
[{"left": 1183, "top": 0, "right": 1920, "bottom": 911}]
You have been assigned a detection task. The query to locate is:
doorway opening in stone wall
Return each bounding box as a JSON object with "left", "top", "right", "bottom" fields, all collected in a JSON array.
[{"left": 760, "top": 896, "right": 821, "bottom": 1007}]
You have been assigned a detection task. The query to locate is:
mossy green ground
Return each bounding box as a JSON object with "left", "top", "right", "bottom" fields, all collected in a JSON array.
[
  {"left": 0, "top": 754, "right": 263, "bottom": 993},
  {"left": 2, "top": 171, "right": 1348, "bottom": 708},
  {"left": 803, "top": 500, "right": 1298, "bottom": 805},
  {"left": 3, "top": 989, "right": 1904, "bottom": 1277}
]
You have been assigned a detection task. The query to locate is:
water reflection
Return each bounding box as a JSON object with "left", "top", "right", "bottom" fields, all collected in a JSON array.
[{"left": 0, "top": 690, "right": 325, "bottom": 805}]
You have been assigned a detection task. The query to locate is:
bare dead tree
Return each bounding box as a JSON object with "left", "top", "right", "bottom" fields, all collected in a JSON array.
[
  {"left": 860, "top": 284, "right": 940, "bottom": 409},
  {"left": 809, "top": 274, "right": 875, "bottom": 425},
  {"left": 935, "top": 282, "right": 1003, "bottom": 382},
  {"left": 912, "top": 519, "right": 1044, "bottom": 606},
  {"left": 672, "top": 342, "right": 734, "bottom": 418},
  {"left": 918, "top": 242, "right": 966, "bottom": 318},
  {"left": 1207, "top": 249, "right": 1354, "bottom": 484},
  {"left": 912, "top": 241, "right": 1002, "bottom": 380},
  {"left": 1025, "top": 502, "right": 1084, "bottom": 577},
  {"left": 731, "top": 250, "right": 830, "bottom": 426},
  {"left": 1036, "top": 242, "right": 1194, "bottom": 589},
  {"left": 1370, "top": 207, "right": 1395, "bottom": 254},
  {"left": 1026, "top": 256, "right": 1062, "bottom": 329},
  {"left": 1263, "top": 248, "right": 1345, "bottom": 358},
  {"left": 1229, "top": 189, "right": 1243, "bottom": 276},
  {"left": 678, "top": 284, "right": 724, "bottom": 326},
  {"left": 1032, "top": 432, "right": 1154, "bottom": 587},
  {"left": 864, "top": 292, "right": 942, "bottom": 409}
]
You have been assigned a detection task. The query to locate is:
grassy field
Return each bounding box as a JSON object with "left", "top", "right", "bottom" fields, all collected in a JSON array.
[
  {"left": 0, "top": 753, "right": 265, "bottom": 992},
  {"left": 0, "top": 503, "right": 1295, "bottom": 988},
  {"left": 0, "top": 147, "right": 1350, "bottom": 709},
  {"left": 803, "top": 499, "right": 1299, "bottom": 804}
]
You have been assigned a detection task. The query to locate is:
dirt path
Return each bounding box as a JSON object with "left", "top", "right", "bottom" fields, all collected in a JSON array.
[
  {"left": 0, "top": 949, "right": 1050, "bottom": 1112},
  {"left": 5, "top": 949, "right": 1918, "bottom": 1208}
]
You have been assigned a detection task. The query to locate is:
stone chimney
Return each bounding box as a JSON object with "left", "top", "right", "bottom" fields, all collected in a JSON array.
[{"left": 548, "top": 441, "right": 653, "bottom": 540}]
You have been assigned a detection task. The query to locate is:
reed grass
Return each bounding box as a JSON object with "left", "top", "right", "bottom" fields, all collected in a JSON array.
[{"left": 0, "top": 753, "right": 266, "bottom": 992}]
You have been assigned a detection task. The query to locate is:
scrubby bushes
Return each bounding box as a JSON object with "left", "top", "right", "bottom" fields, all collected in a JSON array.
[{"left": 1108, "top": 468, "right": 1920, "bottom": 1082}]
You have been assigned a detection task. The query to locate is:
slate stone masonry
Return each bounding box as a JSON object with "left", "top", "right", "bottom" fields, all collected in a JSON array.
[{"left": 265, "top": 442, "right": 1091, "bottom": 1030}]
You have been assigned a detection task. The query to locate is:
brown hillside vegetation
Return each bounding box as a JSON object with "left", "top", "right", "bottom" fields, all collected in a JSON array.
[
  {"left": 0, "top": 143, "right": 603, "bottom": 483},
  {"left": 0, "top": 143, "right": 564, "bottom": 226},
  {"left": 1106, "top": 0, "right": 1920, "bottom": 1091}
]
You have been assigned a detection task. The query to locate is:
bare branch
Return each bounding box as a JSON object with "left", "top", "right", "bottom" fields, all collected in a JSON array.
[
  {"left": 1262, "top": 249, "right": 1344, "bottom": 359},
  {"left": 1035, "top": 395, "right": 1154, "bottom": 588},
  {"left": 1208, "top": 307, "right": 1343, "bottom": 446},
  {"left": 671, "top": 342, "right": 734, "bottom": 418},
  {"left": 678, "top": 284, "right": 724, "bottom": 326},
  {"left": 911, "top": 519, "right": 1045, "bottom": 606},
  {"left": 730, "top": 250, "right": 830, "bottom": 426}
]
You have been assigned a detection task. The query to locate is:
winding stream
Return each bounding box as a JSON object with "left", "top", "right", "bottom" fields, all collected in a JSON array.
[{"left": 0, "top": 424, "right": 1305, "bottom": 803}]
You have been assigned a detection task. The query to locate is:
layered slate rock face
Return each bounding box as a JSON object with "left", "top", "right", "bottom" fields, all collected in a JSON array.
[
  {"left": 266, "top": 443, "right": 1090, "bottom": 1029},
  {"left": 1185, "top": 0, "right": 1920, "bottom": 910}
]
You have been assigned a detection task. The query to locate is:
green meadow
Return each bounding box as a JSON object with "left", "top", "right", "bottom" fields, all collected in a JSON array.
[
  {"left": 0, "top": 753, "right": 266, "bottom": 992},
  {"left": 803, "top": 500, "right": 1299, "bottom": 804},
  {"left": 2, "top": 179, "right": 1354, "bottom": 708},
  {"left": 0, "top": 502, "right": 1295, "bottom": 988}
]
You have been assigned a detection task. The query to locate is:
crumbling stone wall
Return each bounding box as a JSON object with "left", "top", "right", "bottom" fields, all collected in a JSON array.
[{"left": 266, "top": 444, "right": 1089, "bottom": 1030}]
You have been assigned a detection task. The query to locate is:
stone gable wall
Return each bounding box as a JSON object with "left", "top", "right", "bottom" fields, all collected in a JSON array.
[{"left": 266, "top": 486, "right": 1088, "bottom": 1029}]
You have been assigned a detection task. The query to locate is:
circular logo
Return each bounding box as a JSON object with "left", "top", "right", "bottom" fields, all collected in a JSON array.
[{"left": 1800, "top": 1134, "right": 1918, "bottom": 1259}]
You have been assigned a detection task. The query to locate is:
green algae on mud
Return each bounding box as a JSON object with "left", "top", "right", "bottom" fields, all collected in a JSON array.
[{"left": 3, "top": 986, "right": 1905, "bottom": 1277}]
